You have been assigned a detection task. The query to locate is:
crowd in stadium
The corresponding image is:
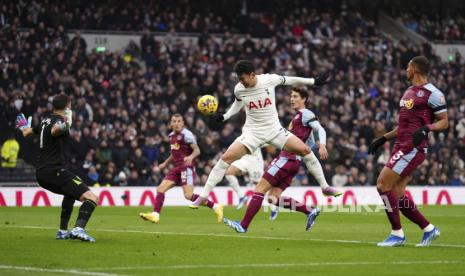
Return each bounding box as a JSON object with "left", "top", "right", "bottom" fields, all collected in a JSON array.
[
  {"left": 1, "top": 0, "right": 465, "bottom": 187},
  {"left": 397, "top": 12, "right": 465, "bottom": 42}
]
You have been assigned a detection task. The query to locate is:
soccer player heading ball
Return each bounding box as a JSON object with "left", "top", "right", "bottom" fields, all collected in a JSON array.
[
  {"left": 190, "top": 60, "right": 341, "bottom": 211},
  {"left": 368, "top": 56, "right": 449, "bottom": 247},
  {"left": 224, "top": 87, "right": 333, "bottom": 233}
]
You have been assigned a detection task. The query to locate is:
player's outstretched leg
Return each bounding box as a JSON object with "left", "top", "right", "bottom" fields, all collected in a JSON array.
[
  {"left": 376, "top": 168, "right": 405, "bottom": 247},
  {"left": 268, "top": 188, "right": 320, "bottom": 230},
  {"left": 282, "top": 136, "right": 341, "bottom": 197},
  {"left": 398, "top": 195, "right": 439, "bottom": 246},
  {"left": 140, "top": 180, "right": 175, "bottom": 224},
  {"left": 56, "top": 196, "right": 75, "bottom": 240},
  {"left": 70, "top": 191, "right": 98, "bottom": 242},
  {"left": 302, "top": 152, "right": 341, "bottom": 197},
  {"left": 191, "top": 142, "right": 248, "bottom": 207}
]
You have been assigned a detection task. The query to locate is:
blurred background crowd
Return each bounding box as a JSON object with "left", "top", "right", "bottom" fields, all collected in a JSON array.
[{"left": 1, "top": 0, "right": 464, "bottom": 187}]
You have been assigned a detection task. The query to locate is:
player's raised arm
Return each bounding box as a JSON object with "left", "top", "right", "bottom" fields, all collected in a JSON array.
[
  {"left": 283, "top": 71, "right": 332, "bottom": 87},
  {"left": 15, "top": 113, "right": 33, "bottom": 137},
  {"left": 215, "top": 97, "right": 244, "bottom": 123}
]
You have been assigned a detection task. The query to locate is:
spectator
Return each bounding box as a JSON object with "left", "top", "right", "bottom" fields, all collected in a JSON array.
[{"left": 1, "top": 133, "right": 19, "bottom": 168}]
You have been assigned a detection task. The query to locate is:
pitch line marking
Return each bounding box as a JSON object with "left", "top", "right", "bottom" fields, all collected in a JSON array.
[
  {"left": 0, "top": 264, "right": 124, "bottom": 276},
  {"left": 86, "top": 260, "right": 463, "bottom": 271},
  {"left": 3, "top": 225, "right": 465, "bottom": 248}
]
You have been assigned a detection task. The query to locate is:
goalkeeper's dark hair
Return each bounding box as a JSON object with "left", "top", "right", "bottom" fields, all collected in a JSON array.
[
  {"left": 290, "top": 87, "right": 308, "bottom": 102},
  {"left": 411, "top": 56, "right": 430, "bottom": 75},
  {"left": 234, "top": 60, "right": 255, "bottom": 75},
  {"left": 52, "top": 94, "right": 70, "bottom": 111}
]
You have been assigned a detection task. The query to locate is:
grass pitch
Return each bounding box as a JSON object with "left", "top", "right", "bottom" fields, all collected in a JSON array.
[{"left": 1, "top": 205, "right": 465, "bottom": 275}]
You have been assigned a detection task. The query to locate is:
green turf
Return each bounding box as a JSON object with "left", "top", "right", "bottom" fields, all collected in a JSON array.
[{"left": 1, "top": 205, "right": 465, "bottom": 275}]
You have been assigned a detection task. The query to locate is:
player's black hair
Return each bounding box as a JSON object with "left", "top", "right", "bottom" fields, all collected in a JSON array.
[
  {"left": 234, "top": 60, "right": 255, "bottom": 75},
  {"left": 52, "top": 94, "right": 70, "bottom": 111},
  {"left": 411, "top": 56, "right": 430, "bottom": 75},
  {"left": 290, "top": 87, "right": 308, "bottom": 102}
]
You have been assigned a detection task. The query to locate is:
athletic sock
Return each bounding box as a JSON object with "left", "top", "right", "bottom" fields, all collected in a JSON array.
[
  {"left": 302, "top": 152, "right": 329, "bottom": 189},
  {"left": 378, "top": 190, "right": 402, "bottom": 231},
  {"left": 391, "top": 229, "right": 405, "bottom": 238},
  {"left": 60, "top": 196, "right": 75, "bottom": 230},
  {"left": 225, "top": 175, "right": 244, "bottom": 198},
  {"left": 75, "top": 199, "right": 97, "bottom": 229},
  {"left": 194, "top": 159, "right": 229, "bottom": 205},
  {"left": 423, "top": 224, "right": 435, "bottom": 233},
  {"left": 191, "top": 193, "right": 214, "bottom": 209},
  {"left": 154, "top": 192, "right": 165, "bottom": 213},
  {"left": 240, "top": 192, "right": 264, "bottom": 230},
  {"left": 398, "top": 195, "right": 430, "bottom": 230},
  {"left": 279, "top": 196, "right": 312, "bottom": 215}
]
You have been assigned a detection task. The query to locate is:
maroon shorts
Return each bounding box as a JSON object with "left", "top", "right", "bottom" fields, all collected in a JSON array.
[
  {"left": 164, "top": 166, "right": 196, "bottom": 186},
  {"left": 385, "top": 145, "right": 426, "bottom": 177},
  {"left": 262, "top": 155, "right": 301, "bottom": 191}
]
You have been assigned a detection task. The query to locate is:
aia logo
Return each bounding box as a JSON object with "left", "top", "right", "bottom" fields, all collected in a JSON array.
[
  {"left": 400, "top": 98, "right": 414, "bottom": 109},
  {"left": 248, "top": 98, "right": 272, "bottom": 110}
]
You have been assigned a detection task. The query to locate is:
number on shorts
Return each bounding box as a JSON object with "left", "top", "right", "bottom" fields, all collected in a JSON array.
[{"left": 390, "top": 150, "right": 404, "bottom": 163}]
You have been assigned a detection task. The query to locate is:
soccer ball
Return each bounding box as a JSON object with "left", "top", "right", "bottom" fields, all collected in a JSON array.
[{"left": 197, "top": 95, "right": 218, "bottom": 115}]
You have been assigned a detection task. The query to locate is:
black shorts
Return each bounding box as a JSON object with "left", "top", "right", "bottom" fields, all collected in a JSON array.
[{"left": 36, "top": 167, "right": 89, "bottom": 200}]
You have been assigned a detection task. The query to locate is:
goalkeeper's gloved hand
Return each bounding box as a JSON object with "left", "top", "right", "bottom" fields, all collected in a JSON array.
[
  {"left": 64, "top": 108, "right": 73, "bottom": 127},
  {"left": 314, "top": 71, "right": 331, "bottom": 86},
  {"left": 412, "top": 126, "right": 430, "bottom": 146},
  {"left": 368, "top": 136, "right": 387, "bottom": 155},
  {"left": 15, "top": 113, "right": 32, "bottom": 130}
]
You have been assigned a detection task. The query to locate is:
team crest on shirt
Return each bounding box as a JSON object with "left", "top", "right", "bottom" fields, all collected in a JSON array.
[
  {"left": 400, "top": 98, "right": 414, "bottom": 109},
  {"left": 177, "top": 135, "right": 182, "bottom": 140},
  {"left": 171, "top": 143, "right": 180, "bottom": 150},
  {"left": 417, "top": 90, "right": 424, "bottom": 97}
]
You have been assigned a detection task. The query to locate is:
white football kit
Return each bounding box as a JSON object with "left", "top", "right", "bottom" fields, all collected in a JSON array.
[
  {"left": 230, "top": 147, "right": 264, "bottom": 183},
  {"left": 224, "top": 74, "right": 314, "bottom": 153}
]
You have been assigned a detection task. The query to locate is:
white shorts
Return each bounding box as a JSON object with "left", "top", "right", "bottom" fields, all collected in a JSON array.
[
  {"left": 236, "top": 127, "right": 293, "bottom": 154},
  {"left": 231, "top": 155, "right": 264, "bottom": 183}
]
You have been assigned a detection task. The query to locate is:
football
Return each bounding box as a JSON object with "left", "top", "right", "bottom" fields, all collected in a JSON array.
[{"left": 197, "top": 95, "right": 218, "bottom": 115}]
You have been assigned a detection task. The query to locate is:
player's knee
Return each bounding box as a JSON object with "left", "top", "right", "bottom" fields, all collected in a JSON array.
[
  {"left": 376, "top": 178, "right": 391, "bottom": 192},
  {"left": 294, "top": 145, "right": 311, "bottom": 156},
  {"left": 82, "top": 191, "right": 98, "bottom": 204}
]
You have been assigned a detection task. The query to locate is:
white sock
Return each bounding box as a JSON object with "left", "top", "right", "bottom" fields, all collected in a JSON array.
[
  {"left": 151, "top": 211, "right": 159, "bottom": 216},
  {"left": 391, "top": 229, "right": 405, "bottom": 238},
  {"left": 302, "top": 152, "right": 329, "bottom": 189},
  {"left": 225, "top": 175, "right": 244, "bottom": 198},
  {"left": 200, "top": 159, "right": 230, "bottom": 198},
  {"left": 423, "top": 224, "right": 434, "bottom": 232}
]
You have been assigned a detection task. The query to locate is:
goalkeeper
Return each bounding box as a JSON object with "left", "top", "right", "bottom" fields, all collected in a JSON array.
[{"left": 17, "top": 94, "right": 99, "bottom": 242}]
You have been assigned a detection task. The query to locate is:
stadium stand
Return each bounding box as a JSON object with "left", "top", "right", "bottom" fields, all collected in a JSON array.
[{"left": 0, "top": 0, "right": 464, "bottom": 187}]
